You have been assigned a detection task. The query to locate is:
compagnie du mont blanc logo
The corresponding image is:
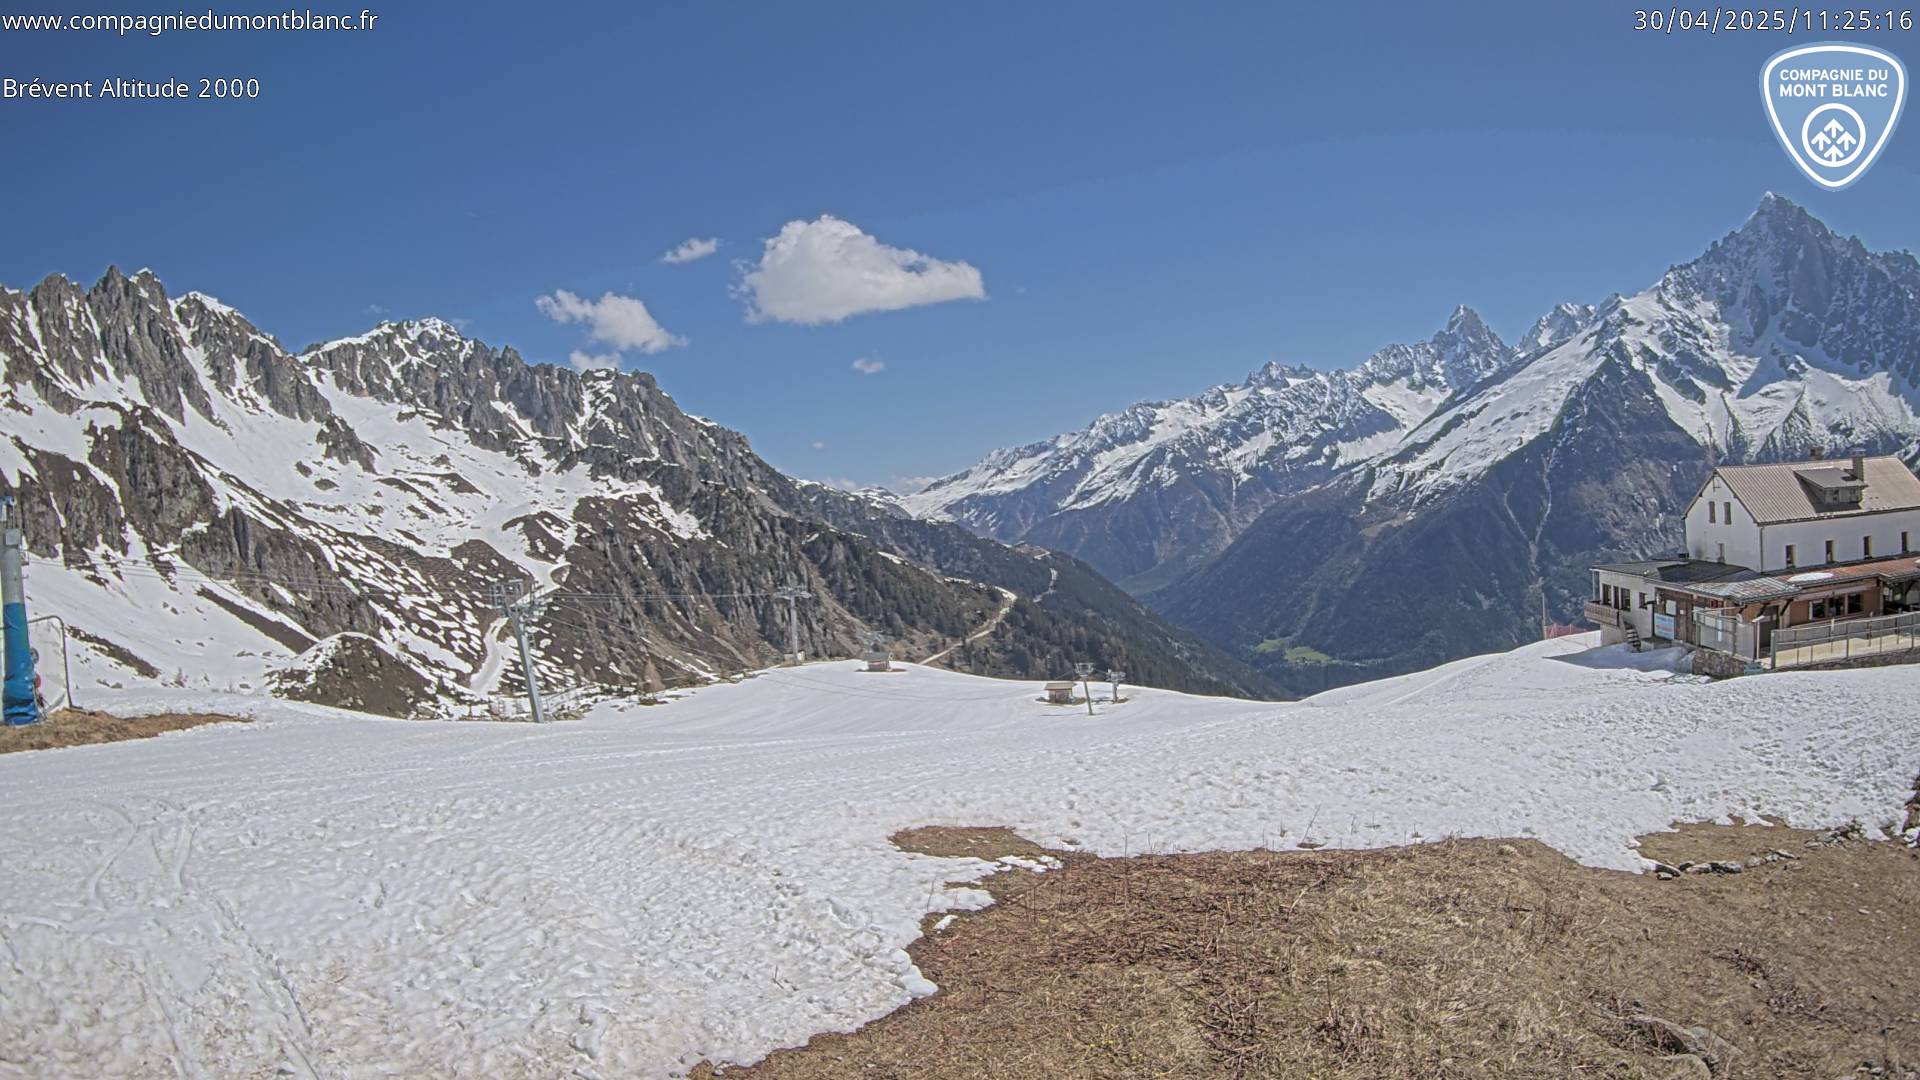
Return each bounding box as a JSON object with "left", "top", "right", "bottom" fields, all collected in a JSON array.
[{"left": 1762, "top": 42, "right": 1906, "bottom": 190}]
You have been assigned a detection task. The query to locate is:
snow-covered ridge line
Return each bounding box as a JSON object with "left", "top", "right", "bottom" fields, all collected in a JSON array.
[
  {"left": 0, "top": 265, "right": 734, "bottom": 701},
  {"left": 897, "top": 196, "right": 1920, "bottom": 588},
  {"left": 897, "top": 303, "right": 1526, "bottom": 521}
]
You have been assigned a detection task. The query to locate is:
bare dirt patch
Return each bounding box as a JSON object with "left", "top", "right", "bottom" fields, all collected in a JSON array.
[
  {"left": 0, "top": 708, "right": 247, "bottom": 754},
  {"left": 890, "top": 825, "right": 1054, "bottom": 861},
  {"left": 1635, "top": 817, "right": 1825, "bottom": 867},
  {"left": 703, "top": 827, "right": 1920, "bottom": 1080}
]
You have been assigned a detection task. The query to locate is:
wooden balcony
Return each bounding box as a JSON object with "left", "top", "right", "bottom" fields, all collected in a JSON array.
[{"left": 1582, "top": 600, "right": 1621, "bottom": 628}]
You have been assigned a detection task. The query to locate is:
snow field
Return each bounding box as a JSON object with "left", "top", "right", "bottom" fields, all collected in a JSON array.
[{"left": 0, "top": 635, "right": 1914, "bottom": 1077}]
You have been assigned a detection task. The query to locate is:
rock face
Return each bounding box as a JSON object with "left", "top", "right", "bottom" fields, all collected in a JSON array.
[
  {"left": 0, "top": 271, "right": 1276, "bottom": 706},
  {"left": 268, "top": 633, "right": 436, "bottom": 718},
  {"left": 903, "top": 197, "right": 1920, "bottom": 694}
]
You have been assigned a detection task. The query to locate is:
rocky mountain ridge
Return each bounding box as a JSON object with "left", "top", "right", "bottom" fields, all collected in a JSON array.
[
  {"left": 0, "top": 268, "right": 1276, "bottom": 710},
  {"left": 899, "top": 305, "right": 1525, "bottom": 590},
  {"left": 904, "top": 196, "right": 1920, "bottom": 693}
]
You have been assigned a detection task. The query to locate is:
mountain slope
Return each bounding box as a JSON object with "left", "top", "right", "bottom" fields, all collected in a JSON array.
[
  {"left": 900, "top": 306, "right": 1521, "bottom": 590},
  {"left": 898, "top": 195, "right": 1920, "bottom": 695},
  {"left": 0, "top": 268, "right": 1276, "bottom": 707},
  {"left": 1158, "top": 195, "right": 1920, "bottom": 692}
]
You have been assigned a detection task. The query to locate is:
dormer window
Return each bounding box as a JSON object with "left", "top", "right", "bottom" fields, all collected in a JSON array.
[{"left": 1795, "top": 467, "right": 1866, "bottom": 510}]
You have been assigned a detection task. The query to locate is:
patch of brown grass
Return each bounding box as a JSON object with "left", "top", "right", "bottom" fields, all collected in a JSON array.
[
  {"left": 703, "top": 826, "right": 1920, "bottom": 1079},
  {"left": 0, "top": 708, "right": 247, "bottom": 754},
  {"left": 890, "top": 825, "right": 1053, "bottom": 861}
]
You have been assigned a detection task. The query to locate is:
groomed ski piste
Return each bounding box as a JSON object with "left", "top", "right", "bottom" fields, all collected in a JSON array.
[{"left": 0, "top": 633, "right": 1914, "bottom": 1077}]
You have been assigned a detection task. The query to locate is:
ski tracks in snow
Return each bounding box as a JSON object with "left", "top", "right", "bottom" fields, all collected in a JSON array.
[{"left": 0, "top": 644, "right": 1914, "bottom": 1076}]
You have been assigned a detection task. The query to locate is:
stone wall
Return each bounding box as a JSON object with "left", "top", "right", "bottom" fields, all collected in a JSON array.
[{"left": 1692, "top": 648, "right": 1754, "bottom": 679}]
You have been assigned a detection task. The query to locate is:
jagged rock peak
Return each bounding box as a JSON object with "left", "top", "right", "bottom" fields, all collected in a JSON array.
[
  {"left": 1430, "top": 304, "right": 1506, "bottom": 369},
  {"left": 1517, "top": 301, "right": 1598, "bottom": 354},
  {"left": 1742, "top": 190, "right": 1822, "bottom": 234},
  {"left": 1244, "top": 359, "right": 1315, "bottom": 387}
]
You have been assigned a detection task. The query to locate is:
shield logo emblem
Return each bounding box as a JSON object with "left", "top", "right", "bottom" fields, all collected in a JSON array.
[{"left": 1762, "top": 43, "right": 1906, "bottom": 191}]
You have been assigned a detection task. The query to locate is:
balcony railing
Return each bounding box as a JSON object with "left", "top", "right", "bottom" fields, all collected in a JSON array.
[{"left": 1582, "top": 600, "right": 1622, "bottom": 628}]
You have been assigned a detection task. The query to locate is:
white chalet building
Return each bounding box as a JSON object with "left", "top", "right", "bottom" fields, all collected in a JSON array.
[
  {"left": 1685, "top": 453, "right": 1920, "bottom": 571},
  {"left": 1588, "top": 453, "right": 1920, "bottom": 653}
]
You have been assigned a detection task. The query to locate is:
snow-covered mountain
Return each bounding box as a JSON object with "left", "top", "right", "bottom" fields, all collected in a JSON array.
[
  {"left": 908, "top": 196, "right": 1920, "bottom": 692},
  {"left": 1368, "top": 193, "right": 1920, "bottom": 506},
  {"left": 0, "top": 268, "right": 1275, "bottom": 709},
  {"left": 900, "top": 305, "right": 1521, "bottom": 588}
]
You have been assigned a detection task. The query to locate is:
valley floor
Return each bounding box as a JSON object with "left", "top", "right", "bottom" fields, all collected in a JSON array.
[{"left": 0, "top": 635, "right": 1913, "bottom": 1076}]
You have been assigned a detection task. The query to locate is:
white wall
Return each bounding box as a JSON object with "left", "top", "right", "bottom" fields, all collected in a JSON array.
[
  {"left": 1758, "top": 510, "right": 1920, "bottom": 571},
  {"left": 1683, "top": 475, "right": 1762, "bottom": 568},
  {"left": 1686, "top": 474, "right": 1920, "bottom": 572},
  {"left": 1593, "top": 569, "right": 1658, "bottom": 641}
]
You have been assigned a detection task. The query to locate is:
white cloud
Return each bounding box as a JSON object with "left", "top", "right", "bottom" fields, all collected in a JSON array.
[
  {"left": 661, "top": 237, "right": 719, "bottom": 264},
  {"left": 568, "top": 349, "right": 620, "bottom": 372},
  {"left": 890, "top": 475, "right": 941, "bottom": 495},
  {"left": 536, "top": 289, "right": 685, "bottom": 354},
  {"left": 811, "top": 440, "right": 826, "bottom": 450},
  {"left": 851, "top": 356, "right": 886, "bottom": 375},
  {"left": 736, "top": 215, "right": 985, "bottom": 325}
]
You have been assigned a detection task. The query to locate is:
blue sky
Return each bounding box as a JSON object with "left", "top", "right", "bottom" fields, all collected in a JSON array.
[{"left": 4, "top": 3, "right": 1918, "bottom": 488}]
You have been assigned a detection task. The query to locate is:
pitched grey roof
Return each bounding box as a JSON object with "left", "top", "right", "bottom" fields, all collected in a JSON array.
[
  {"left": 1713, "top": 456, "right": 1920, "bottom": 524},
  {"left": 1679, "top": 576, "right": 1801, "bottom": 603}
]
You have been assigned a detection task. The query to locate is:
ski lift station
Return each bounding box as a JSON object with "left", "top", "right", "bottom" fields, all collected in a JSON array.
[{"left": 1588, "top": 452, "right": 1920, "bottom": 668}]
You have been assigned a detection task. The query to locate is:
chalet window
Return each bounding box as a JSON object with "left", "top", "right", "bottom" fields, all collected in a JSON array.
[
  {"left": 1784, "top": 544, "right": 1796, "bottom": 568},
  {"left": 1723, "top": 501, "right": 1733, "bottom": 523},
  {"left": 1715, "top": 542, "right": 1725, "bottom": 563},
  {"left": 1810, "top": 594, "right": 1867, "bottom": 619},
  {"left": 1864, "top": 535, "right": 1873, "bottom": 559},
  {"left": 1708, "top": 502, "right": 1717, "bottom": 523},
  {"left": 1638, "top": 592, "right": 1648, "bottom": 609},
  {"left": 1601, "top": 584, "right": 1612, "bottom": 606},
  {"left": 1824, "top": 539, "right": 1835, "bottom": 564}
]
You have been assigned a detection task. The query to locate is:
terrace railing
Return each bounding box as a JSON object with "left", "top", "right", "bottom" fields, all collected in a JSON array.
[{"left": 1769, "top": 610, "right": 1920, "bottom": 670}]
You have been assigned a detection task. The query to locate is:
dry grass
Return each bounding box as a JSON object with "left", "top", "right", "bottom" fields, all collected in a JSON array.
[
  {"left": 0, "top": 708, "right": 246, "bottom": 754},
  {"left": 702, "top": 824, "right": 1920, "bottom": 1079},
  {"left": 891, "top": 825, "right": 1054, "bottom": 861}
]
